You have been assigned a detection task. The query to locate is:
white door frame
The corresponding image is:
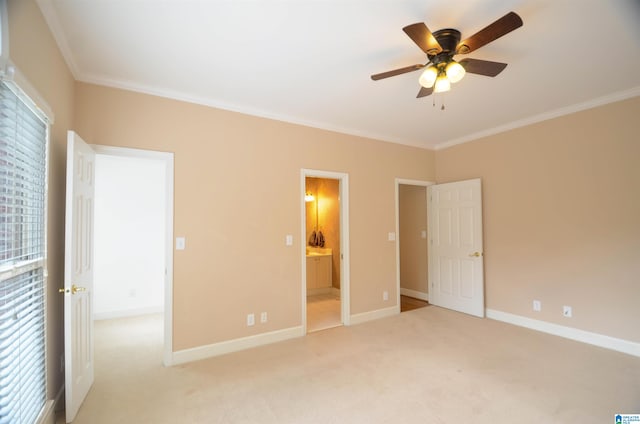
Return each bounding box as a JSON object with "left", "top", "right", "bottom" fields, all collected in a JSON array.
[
  {"left": 395, "top": 178, "right": 434, "bottom": 309},
  {"left": 92, "top": 145, "right": 174, "bottom": 366},
  {"left": 301, "top": 169, "right": 350, "bottom": 331}
]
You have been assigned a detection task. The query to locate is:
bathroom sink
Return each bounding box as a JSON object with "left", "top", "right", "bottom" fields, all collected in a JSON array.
[{"left": 306, "top": 247, "right": 332, "bottom": 256}]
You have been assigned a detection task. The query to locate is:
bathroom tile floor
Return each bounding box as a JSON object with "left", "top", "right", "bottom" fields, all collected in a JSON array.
[{"left": 307, "top": 291, "right": 341, "bottom": 332}]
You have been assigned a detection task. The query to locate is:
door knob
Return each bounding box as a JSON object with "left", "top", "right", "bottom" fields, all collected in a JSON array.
[
  {"left": 59, "top": 284, "right": 86, "bottom": 294},
  {"left": 469, "top": 252, "right": 483, "bottom": 257},
  {"left": 71, "top": 284, "right": 86, "bottom": 294}
]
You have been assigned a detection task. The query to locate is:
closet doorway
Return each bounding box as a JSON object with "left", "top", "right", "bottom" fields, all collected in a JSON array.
[
  {"left": 301, "top": 169, "right": 350, "bottom": 333},
  {"left": 93, "top": 145, "right": 174, "bottom": 365},
  {"left": 396, "top": 179, "right": 432, "bottom": 312}
]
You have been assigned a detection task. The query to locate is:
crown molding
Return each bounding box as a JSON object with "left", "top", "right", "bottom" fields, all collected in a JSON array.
[
  {"left": 36, "top": 0, "right": 80, "bottom": 79},
  {"left": 435, "top": 86, "right": 640, "bottom": 151}
]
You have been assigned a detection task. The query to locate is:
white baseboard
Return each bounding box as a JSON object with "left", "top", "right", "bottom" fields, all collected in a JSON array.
[
  {"left": 37, "top": 383, "right": 64, "bottom": 424},
  {"left": 350, "top": 305, "right": 399, "bottom": 325},
  {"left": 94, "top": 305, "right": 163, "bottom": 321},
  {"left": 400, "top": 288, "right": 429, "bottom": 301},
  {"left": 36, "top": 400, "right": 55, "bottom": 424},
  {"left": 171, "top": 326, "right": 304, "bottom": 365},
  {"left": 486, "top": 309, "right": 640, "bottom": 358}
]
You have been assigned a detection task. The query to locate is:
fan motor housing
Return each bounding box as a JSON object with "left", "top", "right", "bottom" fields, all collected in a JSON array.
[{"left": 430, "top": 28, "right": 462, "bottom": 63}]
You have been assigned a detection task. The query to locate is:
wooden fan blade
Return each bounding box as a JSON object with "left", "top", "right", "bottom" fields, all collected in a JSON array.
[
  {"left": 416, "top": 86, "right": 433, "bottom": 98},
  {"left": 459, "top": 58, "right": 507, "bottom": 77},
  {"left": 371, "top": 64, "right": 425, "bottom": 81},
  {"left": 403, "top": 23, "right": 443, "bottom": 55},
  {"left": 456, "top": 11, "right": 523, "bottom": 54}
]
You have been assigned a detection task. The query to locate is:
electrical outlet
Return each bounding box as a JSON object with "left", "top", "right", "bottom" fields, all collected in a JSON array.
[
  {"left": 563, "top": 305, "right": 572, "bottom": 318},
  {"left": 260, "top": 312, "right": 267, "bottom": 323},
  {"left": 533, "top": 300, "right": 541, "bottom": 312},
  {"left": 247, "top": 313, "right": 255, "bottom": 326},
  {"left": 383, "top": 291, "right": 389, "bottom": 301}
]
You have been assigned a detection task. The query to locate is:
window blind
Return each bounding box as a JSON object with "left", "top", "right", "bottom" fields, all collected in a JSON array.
[{"left": 0, "top": 80, "right": 48, "bottom": 424}]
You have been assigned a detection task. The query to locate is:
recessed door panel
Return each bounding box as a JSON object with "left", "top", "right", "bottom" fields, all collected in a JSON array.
[
  {"left": 428, "top": 179, "right": 484, "bottom": 317},
  {"left": 64, "top": 131, "right": 96, "bottom": 423}
]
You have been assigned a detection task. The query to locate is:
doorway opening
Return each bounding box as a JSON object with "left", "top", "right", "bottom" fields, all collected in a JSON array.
[
  {"left": 301, "top": 169, "right": 350, "bottom": 333},
  {"left": 396, "top": 179, "right": 433, "bottom": 313},
  {"left": 92, "top": 145, "right": 174, "bottom": 365}
]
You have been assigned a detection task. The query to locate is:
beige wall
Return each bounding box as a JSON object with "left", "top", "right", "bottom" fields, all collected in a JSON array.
[
  {"left": 73, "top": 82, "right": 435, "bottom": 350},
  {"left": 305, "top": 177, "right": 340, "bottom": 288},
  {"left": 15, "top": 0, "right": 638, "bottom": 386},
  {"left": 436, "top": 96, "right": 640, "bottom": 342},
  {"left": 8, "top": 0, "right": 76, "bottom": 400},
  {"left": 399, "top": 184, "right": 428, "bottom": 295}
]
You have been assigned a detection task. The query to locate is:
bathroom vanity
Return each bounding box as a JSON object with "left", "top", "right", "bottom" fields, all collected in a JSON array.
[{"left": 306, "top": 248, "right": 332, "bottom": 292}]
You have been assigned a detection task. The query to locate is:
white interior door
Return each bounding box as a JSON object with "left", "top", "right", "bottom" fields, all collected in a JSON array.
[
  {"left": 63, "top": 131, "right": 95, "bottom": 422},
  {"left": 427, "top": 178, "right": 484, "bottom": 317}
]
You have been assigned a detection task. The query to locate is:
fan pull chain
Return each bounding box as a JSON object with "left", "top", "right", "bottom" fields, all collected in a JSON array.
[{"left": 432, "top": 94, "right": 446, "bottom": 111}]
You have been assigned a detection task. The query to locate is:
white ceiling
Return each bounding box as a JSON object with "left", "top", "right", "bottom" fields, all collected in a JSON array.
[{"left": 37, "top": 0, "right": 640, "bottom": 150}]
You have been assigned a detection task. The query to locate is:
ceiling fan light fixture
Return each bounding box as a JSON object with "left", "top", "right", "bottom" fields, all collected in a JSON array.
[
  {"left": 445, "top": 60, "right": 466, "bottom": 83},
  {"left": 434, "top": 74, "right": 451, "bottom": 93},
  {"left": 418, "top": 66, "right": 438, "bottom": 88}
]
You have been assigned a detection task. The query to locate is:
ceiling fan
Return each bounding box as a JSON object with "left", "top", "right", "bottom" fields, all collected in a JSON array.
[{"left": 371, "top": 12, "right": 523, "bottom": 98}]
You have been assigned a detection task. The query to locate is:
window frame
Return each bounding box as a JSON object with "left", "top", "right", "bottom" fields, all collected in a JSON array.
[
  {"left": 0, "top": 0, "right": 56, "bottom": 421},
  {"left": 0, "top": 77, "right": 51, "bottom": 424}
]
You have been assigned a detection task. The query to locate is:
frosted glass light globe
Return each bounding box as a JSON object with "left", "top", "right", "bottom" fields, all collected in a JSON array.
[
  {"left": 418, "top": 66, "right": 438, "bottom": 88},
  {"left": 445, "top": 60, "right": 466, "bottom": 83},
  {"left": 433, "top": 75, "right": 451, "bottom": 93}
]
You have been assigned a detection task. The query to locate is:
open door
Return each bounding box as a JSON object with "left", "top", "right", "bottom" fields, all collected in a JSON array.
[
  {"left": 63, "top": 131, "right": 95, "bottom": 422},
  {"left": 427, "top": 178, "right": 484, "bottom": 317}
]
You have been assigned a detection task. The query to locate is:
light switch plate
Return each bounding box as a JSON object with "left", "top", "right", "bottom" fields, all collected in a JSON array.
[
  {"left": 421, "top": 230, "right": 427, "bottom": 239},
  {"left": 388, "top": 232, "right": 396, "bottom": 241},
  {"left": 285, "top": 235, "right": 293, "bottom": 246},
  {"left": 176, "top": 237, "right": 185, "bottom": 250}
]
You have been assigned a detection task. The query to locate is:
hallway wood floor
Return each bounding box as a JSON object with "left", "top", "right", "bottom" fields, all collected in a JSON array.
[{"left": 400, "top": 295, "right": 429, "bottom": 312}]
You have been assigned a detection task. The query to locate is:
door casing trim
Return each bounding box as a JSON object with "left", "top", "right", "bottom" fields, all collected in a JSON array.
[
  {"left": 92, "top": 144, "right": 174, "bottom": 366},
  {"left": 301, "top": 169, "right": 350, "bottom": 331}
]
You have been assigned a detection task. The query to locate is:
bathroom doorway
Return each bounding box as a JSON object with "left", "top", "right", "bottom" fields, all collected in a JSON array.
[
  {"left": 396, "top": 179, "right": 432, "bottom": 312},
  {"left": 301, "top": 170, "right": 350, "bottom": 333}
]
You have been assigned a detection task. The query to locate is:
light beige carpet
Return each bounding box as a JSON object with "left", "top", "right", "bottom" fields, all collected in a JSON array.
[{"left": 58, "top": 307, "right": 640, "bottom": 423}]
